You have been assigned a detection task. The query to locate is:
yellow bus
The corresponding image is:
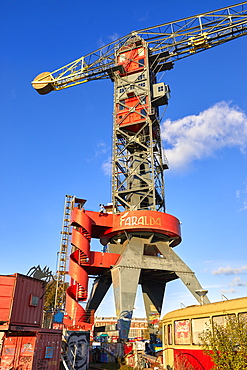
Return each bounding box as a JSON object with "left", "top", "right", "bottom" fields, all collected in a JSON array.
[{"left": 161, "top": 296, "right": 247, "bottom": 370}]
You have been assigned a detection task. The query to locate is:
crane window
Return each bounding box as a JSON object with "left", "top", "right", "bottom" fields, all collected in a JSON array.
[
  {"left": 119, "top": 54, "right": 125, "bottom": 62},
  {"left": 158, "top": 85, "right": 164, "bottom": 92},
  {"left": 119, "top": 100, "right": 125, "bottom": 110},
  {"left": 191, "top": 317, "right": 210, "bottom": 345},
  {"left": 119, "top": 88, "right": 125, "bottom": 93},
  {"left": 138, "top": 82, "right": 145, "bottom": 87},
  {"left": 138, "top": 74, "right": 144, "bottom": 80},
  {"left": 174, "top": 319, "right": 191, "bottom": 345},
  {"left": 139, "top": 59, "right": 145, "bottom": 67},
  {"left": 138, "top": 48, "right": 145, "bottom": 56}
]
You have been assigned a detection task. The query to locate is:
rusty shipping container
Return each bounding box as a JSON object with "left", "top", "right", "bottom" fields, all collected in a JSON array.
[
  {"left": 0, "top": 329, "right": 62, "bottom": 370},
  {"left": 0, "top": 273, "right": 46, "bottom": 330}
]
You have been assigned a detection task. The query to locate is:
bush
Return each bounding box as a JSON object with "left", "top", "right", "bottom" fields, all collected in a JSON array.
[{"left": 199, "top": 315, "right": 247, "bottom": 370}]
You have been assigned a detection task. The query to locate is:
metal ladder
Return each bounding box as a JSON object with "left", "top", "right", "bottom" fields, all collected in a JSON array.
[{"left": 55, "top": 195, "right": 75, "bottom": 309}]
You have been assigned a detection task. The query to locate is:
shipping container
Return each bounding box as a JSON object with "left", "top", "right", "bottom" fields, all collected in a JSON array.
[
  {"left": 0, "top": 329, "right": 62, "bottom": 370},
  {"left": 0, "top": 273, "right": 46, "bottom": 330}
]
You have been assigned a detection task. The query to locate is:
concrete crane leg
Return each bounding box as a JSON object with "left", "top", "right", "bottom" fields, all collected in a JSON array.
[
  {"left": 111, "top": 266, "right": 141, "bottom": 340},
  {"left": 111, "top": 236, "right": 144, "bottom": 340},
  {"left": 141, "top": 280, "right": 166, "bottom": 333},
  {"left": 86, "top": 273, "right": 112, "bottom": 312},
  {"left": 85, "top": 236, "right": 209, "bottom": 339},
  {"left": 155, "top": 241, "right": 210, "bottom": 305}
]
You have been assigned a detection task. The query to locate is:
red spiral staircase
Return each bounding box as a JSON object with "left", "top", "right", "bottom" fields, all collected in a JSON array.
[{"left": 64, "top": 207, "right": 121, "bottom": 329}]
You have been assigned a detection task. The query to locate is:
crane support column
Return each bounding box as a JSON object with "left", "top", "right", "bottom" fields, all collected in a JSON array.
[{"left": 109, "top": 235, "right": 209, "bottom": 339}]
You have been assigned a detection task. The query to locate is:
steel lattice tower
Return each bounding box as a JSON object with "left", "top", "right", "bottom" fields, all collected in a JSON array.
[{"left": 111, "top": 35, "right": 169, "bottom": 213}]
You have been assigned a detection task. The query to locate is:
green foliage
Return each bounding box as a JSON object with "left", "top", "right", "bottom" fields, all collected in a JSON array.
[
  {"left": 44, "top": 278, "right": 56, "bottom": 311},
  {"left": 43, "top": 277, "right": 68, "bottom": 328},
  {"left": 199, "top": 315, "right": 247, "bottom": 370},
  {"left": 44, "top": 277, "right": 68, "bottom": 311}
]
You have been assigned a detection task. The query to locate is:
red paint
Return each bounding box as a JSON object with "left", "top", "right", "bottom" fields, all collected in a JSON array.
[
  {"left": 86, "top": 210, "right": 181, "bottom": 247},
  {"left": 173, "top": 348, "right": 214, "bottom": 370},
  {"left": 66, "top": 208, "right": 120, "bottom": 326},
  {"left": 117, "top": 46, "right": 146, "bottom": 73},
  {"left": 0, "top": 274, "right": 46, "bottom": 330},
  {"left": 67, "top": 207, "right": 181, "bottom": 327},
  {"left": 116, "top": 96, "right": 148, "bottom": 129}
]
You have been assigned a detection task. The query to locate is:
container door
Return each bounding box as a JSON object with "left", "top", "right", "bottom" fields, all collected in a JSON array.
[
  {"left": 0, "top": 335, "right": 36, "bottom": 369},
  {"left": 15, "top": 336, "right": 36, "bottom": 369},
  {"left": 0, "top": 336, "right": 18, "bottom": 369}
]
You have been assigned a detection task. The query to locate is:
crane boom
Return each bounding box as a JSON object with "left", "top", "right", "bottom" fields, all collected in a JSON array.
[{"left": 32, "top": 1, "right": 247, "bottom": 94}]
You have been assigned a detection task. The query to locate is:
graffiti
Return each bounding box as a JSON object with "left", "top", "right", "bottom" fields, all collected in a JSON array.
[
  {"left": 22, "top": 343, "right": 33, "bottom": 353},
  {"left": 4, "top": 347, "right": 15, "bottom": 355},
  {"left": 20, "top": 356, "right": 32, "bottom": 363},
  {"left": 48, "top": 360, "right": 57, "bottom": 366},
  {"left": 67, "top": 331, "right": 89, "bottom": 370},
  {"left": 119, "top": 310, "right": 132, "bottom": 320},
  {"left": 37, "top": 359, "right": 48, "bottom": 370},
  {"left": 148, "top": 312, "right": 160, "bottom": 325},
  {"left": 117, "top": 310, "right": 133, "bottom": 340}
]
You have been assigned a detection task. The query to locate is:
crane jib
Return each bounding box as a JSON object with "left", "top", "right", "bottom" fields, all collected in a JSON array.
[{"left": 32, "top": 1, "right": 247, "bottom": 93}]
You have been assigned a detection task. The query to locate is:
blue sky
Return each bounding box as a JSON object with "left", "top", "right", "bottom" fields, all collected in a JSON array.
[{"left": 1, "top": 0, "right": 247, "bottom": 318}]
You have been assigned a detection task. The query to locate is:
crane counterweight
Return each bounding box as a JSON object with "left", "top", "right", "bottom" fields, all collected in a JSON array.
[{"left": 32, "top": 72, "right": 54, "bottom": 95}]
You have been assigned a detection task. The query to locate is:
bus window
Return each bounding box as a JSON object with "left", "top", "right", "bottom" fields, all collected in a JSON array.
[
  {"left": 174, "top": 319, "right": 190, "bottom": 345},
  {"left": 212, "top": 314, "right": 235, "bottom": 326},
  {"left": 238, "top": 312, "right": 247, "bottom": 321},
  {"left": 191, "top": 317, "right": 210, "bottom": 345},
  {"left": 168, "top": 324, "right": 172, "bottom": 345},
  {"left": 163, "top": 325, "right": 167, "bottom": 345}
]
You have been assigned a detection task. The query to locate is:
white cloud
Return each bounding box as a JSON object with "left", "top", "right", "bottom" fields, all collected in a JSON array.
[
  {"left": 108, "top": 33, "right": 120, "bottom": 42},
  {"left": 221, "top": 288, "right": 237, "bottom": 294},
  {"left": 236, "top": 179, "right": 247, "bottom": 211},
  {"left": 212, "top": 265, "right": 247, "bottom": 275},
  {"left": 97, "top": 37, "right": 105, "bottom": 48},
  {"left": 242, "top": 201, "right": 247, "bottom": 211},
  {"left": 102, "top": 157, "right": 112, "bottom": 175},
  {"left": 95, "top": 141, "right": 108, "bottom": 157},
  {"left": 230, "top": 276, "right": 247, "bottom": 287},
  {"left": 161, "top": 101, "right": 247, "bottom": 170},
  {"left": 97, "top": 33, "right": 120, "bottom": 48}
]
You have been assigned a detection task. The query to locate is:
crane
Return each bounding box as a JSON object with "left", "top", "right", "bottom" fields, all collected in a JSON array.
[{"left": 32, "top": 2, "right": 247, "bottom": 339}]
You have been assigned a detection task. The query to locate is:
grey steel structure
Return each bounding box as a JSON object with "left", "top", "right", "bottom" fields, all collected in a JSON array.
[
  {"left": 111, "top": 36, "right": 170, "bottom": 213},
  {"left": 32, "top": 2, "right": 247, "bottom": 339}
]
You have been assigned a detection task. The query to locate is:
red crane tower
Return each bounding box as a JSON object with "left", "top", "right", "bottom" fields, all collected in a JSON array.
[{"left": 32, "top": 2, "right": 247, "bottom": 339}]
